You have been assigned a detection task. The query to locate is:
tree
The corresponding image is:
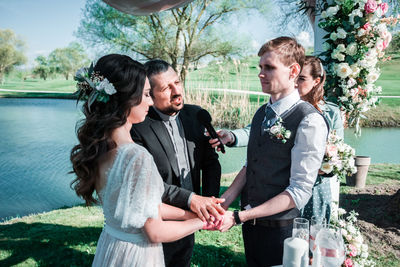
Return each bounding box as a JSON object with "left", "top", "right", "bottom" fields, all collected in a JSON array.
[
  {"left": 387, "top": 31, "right": 400, "bottom": 53},
  {"left": 32, "top": 55, "right": 51, "bottom": 80},
  {"left": 48, "top": 42, "right": 88, "bottom": 80},
  {"left": 77, "top": 0, "right": 268, "bottom": 82},
  {"left": 0, "top": 29, "right": 27, "bottom": 83}
]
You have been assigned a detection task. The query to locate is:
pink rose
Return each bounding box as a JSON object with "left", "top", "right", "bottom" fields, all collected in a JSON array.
[
  {"left": 344, "top": 258, "right": 353, "bottom": 267},
  {"left": 380, "top": 3, "right": 389, "bottom": 14},
  {"left": 326, "top": 144, "right": 338, "bottom": 158},
  {"left": 364, "top": 0, "right": 378, "bottom": 14},
  {"left": 348, "top": 244, "right": 358, "bottom": 257},
  {"left": 362, "top": 22, "right": 371, "bottom": 31}
]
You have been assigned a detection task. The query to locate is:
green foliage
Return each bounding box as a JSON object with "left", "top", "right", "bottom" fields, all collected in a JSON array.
[
  {"left": 0, "top": 29, "right": 27, "bottom": 83},
  {"left": 48, "top": 42, "right": 89, "bottom": 80},
  {"left": 32, "top": 55, "right": 50, "bottom": 80},
  {"left": 77, "top": 0, "right": 269, "bottom": 82}
]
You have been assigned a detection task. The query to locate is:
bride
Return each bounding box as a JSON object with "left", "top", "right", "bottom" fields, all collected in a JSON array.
[{"left": 70, "top": 54, "right": 215, "bottom": 266}]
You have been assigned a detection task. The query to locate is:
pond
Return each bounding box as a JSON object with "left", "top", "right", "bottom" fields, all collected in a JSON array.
[{"left": 0, "top": 98, "right": 399, "bottom": 221}]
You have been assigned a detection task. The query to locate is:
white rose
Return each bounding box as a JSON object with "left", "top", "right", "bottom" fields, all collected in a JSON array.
[
  {"left": 347, "top": 224, "right": 357, "bottom": 234},
  {"left": 330, "top": 32, "right": 338, "bottom": 41},
  {"left": 337, "top": 53, "right": 345, "bottom": 61},
  {"left": 336, "top": 63, "right": 352, "bottom": 78},
  {"left": 327, "top": 6, "right": 340, "bottom": 17},
  {"left": 321, "top": 11, "right": 328, "bottom": 19},
  {"left": 367, "top": 69, "right": 380, "bottom": 83},
  {"left": 339, "top": 96, "right": 348, "bottom": 102},
  {"left": 347, "top": 78, "right": 357, "bottom": 88},
  {"left": 361, "top": 252, "right": 369, "bottom": 258},
  {"left": 321, "top": 162, "right": 333, "bottom": 174},
  {"left": 355, "top": 234, "right": 364, "bottom": 243},
  {"left": 337, "top": 28, "right": 347, "bottom": 39},
  {"left": 350, "top": 64, "right": 360, "bottom": 78},
  {"left": 337, "top": 44, "right": 346, "bottom": 52},
  {"left": 97, "top": 78, "right": 117, "bottom": 95},
  {"left": 269, "top": 125, "right": 280, "bottom": 135},
  {"left": 284, "top": 130, "right": 291, "bottom": 139},
  {"left": 346, "top": 42, "right": 358, "bottom": 56}
]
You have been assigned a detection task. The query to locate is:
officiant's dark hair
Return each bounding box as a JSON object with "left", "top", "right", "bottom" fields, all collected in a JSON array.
[
  {"left": 301, "top": 56, "right": 326, "bottom": 112},
  {"left": 144, "top": 59, "right": 175, "bottom": 89},
  {"left": 258, "top": 36, "right": 305, "bottom": 69},
  {"left": 70, "top": 54, "right": 147, "bottom": 206}
]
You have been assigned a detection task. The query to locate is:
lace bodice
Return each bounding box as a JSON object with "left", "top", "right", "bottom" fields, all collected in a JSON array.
[{"left": 98, "top": 143, "right": 164, "bottom": 232}]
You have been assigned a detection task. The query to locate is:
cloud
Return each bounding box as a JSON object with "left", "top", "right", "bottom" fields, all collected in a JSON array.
[{"left": 296, "top": 31, "right": 314, "bottom": 48}]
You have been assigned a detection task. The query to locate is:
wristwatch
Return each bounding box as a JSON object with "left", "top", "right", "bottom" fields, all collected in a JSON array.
[{"left": 233, "top": 210, "right": 242, "bottom": 225}]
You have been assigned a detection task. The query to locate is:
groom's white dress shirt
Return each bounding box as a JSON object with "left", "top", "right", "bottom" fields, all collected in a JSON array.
[{"left": 266, "top": 90, "right": 328, "bottom": 209}]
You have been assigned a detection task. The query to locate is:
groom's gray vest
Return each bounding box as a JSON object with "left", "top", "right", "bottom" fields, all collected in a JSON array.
[{"left": 241, "top": 101, "right": 323, "bottom": 221}]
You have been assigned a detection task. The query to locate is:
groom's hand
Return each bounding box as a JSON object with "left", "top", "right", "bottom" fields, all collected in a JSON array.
[
  {"left": 219, "top": 211, "right": 235, "bottom": 232},
  {"left": 190, "top": 195, "right": 225, "bottom": 222}
]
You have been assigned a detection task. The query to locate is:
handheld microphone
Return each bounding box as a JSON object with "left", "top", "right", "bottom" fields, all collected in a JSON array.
[{"left": 197, "top": 109, "right": 225, "bottom": 153}]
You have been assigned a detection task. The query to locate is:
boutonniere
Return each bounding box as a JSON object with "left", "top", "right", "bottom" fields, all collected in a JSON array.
[{"left": 267, "top": 117, "right": 291, "bottom": 143}]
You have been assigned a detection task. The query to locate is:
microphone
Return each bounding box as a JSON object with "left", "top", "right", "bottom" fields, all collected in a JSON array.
[{"left": 197, "top": 109, "right": 225, "bottom": 153}]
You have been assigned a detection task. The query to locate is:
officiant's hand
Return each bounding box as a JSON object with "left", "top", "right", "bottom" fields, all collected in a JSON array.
[
  {"left": 190, "top": 195, "right": 225, "bottom": 223},
  {"left": 218, "top": 211, "right": 235, "bottom": 232},
  {"left": 207, "top": 130, "right": 235, "bottom": 151}
]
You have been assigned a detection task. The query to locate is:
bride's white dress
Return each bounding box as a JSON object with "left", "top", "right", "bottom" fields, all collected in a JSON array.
[{"left": 92, "top": 143, "right": 165, "bottom": 267}]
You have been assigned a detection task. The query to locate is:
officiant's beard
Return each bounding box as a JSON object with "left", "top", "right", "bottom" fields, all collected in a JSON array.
[{"left": 158, "top": 99, "right": 184, "bottom": 116}]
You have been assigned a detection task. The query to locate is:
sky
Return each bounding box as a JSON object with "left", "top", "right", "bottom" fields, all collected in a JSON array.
[{"left": 0, "top": 0, "right": 313, "bottom": 67}]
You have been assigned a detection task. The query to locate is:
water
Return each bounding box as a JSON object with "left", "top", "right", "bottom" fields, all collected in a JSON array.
[
  {"left": 219, "top": 128, "right": 400, "bottom": 173},
  {"left": 0, "top": 98, "right": 83, "bottom": 221},
  {"left": 0, "top": 98, "right": 400, "bottom": 221}
]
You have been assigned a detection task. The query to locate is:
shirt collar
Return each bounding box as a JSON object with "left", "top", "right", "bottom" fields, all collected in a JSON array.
[
  {"left": 267, "top": 89, "right": 300, "bottom": 116},
  {"left": 154, "top": 107, "right": 180, "bottom": 122}
]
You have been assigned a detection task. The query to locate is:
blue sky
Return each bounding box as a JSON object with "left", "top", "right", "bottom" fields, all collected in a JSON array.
[
  {"left": 0, "top": 0, "right": 86, "bottom": 65},
  {"left": 0, "top": 0, "right": 313, "bottom": 66}
]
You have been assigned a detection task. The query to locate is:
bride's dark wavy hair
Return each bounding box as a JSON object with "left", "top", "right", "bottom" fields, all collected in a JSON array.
[{"left": 70, "top": 54, "right": 146, "bottom": 206}]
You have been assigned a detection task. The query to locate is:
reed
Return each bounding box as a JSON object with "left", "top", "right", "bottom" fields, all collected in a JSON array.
[{"left": 184, "top": 86, "right": 266, "bottom": 129}]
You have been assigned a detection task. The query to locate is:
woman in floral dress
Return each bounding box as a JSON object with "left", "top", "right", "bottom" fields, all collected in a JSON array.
[{"left": 297, "top": 56, "right": 344, "bottom": 223}]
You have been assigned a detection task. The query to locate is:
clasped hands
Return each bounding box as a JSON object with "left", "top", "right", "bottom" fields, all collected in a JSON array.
[{"left": 190, "top": 194, "right": 235, "bottom": 232}]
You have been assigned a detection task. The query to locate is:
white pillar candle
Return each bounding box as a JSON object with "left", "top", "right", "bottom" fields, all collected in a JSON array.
[{"left": 283, "top": 237, "right": 309, "bottom": 267}]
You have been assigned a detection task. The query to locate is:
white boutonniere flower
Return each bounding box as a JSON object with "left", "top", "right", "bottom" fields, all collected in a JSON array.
[{"left": 266, "top": 117, "right": 291, "bottom": 144}]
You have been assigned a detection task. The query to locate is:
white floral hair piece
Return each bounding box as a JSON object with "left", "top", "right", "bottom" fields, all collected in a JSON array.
[{"left": 74, "top": 62, "right": 116, "bottom": 111}]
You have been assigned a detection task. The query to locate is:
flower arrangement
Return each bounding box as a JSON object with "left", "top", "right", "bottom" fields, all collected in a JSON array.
[
  {"left": 318, "top": 0, "right": 396, "bottom": 135},
  {"left": 333, "top": 209, "right": 376, "bottom": 267},
  {"left": 266, "top": 117, "right": 292, "bottom": 143},
  {"left": 74, "top": 63, "right": 116, "bottom": 110},
  {"left": 320, "top": 130, "right": 357, "bottom": 179}
]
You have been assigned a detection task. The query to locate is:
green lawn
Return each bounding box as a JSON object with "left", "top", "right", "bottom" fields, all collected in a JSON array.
[
  {"left": 376, "top": 54, "right": 400, "bottom": 96},
  {"left": 1, "top": 54, "right": 399, "bottom": 98},
  {"left": 0, "top": 77, "right": 75, "bottom": 92},
  {"left": 1, "top": 164, "right": 399, "bottom": 267}
]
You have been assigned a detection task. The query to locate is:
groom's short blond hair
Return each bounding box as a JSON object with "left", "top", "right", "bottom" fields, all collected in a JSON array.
[{"left": 258, "top": 37, "right": 305, "bottom": 69}]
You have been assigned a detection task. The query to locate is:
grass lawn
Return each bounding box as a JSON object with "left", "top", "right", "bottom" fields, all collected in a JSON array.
[
  {"left": 1, "top": 54, "right": 399, "bottom": 99},
  {"left": 0, "top": 77, "right": 75, "bottom": 92},
  {"left": 1, "top": 164, "right": 399, "bottom": 266}
]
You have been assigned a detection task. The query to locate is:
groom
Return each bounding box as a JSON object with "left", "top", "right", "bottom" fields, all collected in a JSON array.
[{"left": 219, "top": 37, "right": 328, "bottom": 266}]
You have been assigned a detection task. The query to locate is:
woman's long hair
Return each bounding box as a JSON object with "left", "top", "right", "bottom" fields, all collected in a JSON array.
[
  {"left": 70, "top": 54, "right": 146, "bottom": 206},
  {"left": 301, "top": 56, "right": 326, "bottom": 112}
]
